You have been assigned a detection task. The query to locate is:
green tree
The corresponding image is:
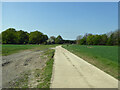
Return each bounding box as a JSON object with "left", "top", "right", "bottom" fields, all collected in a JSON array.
[
  {"left": 118, "top": 30, "right": 120, "bottom": 45},
  {"left": 93, "top": 35, "right": 102, "bottom": 45},
  {"left": 55, "top": 35, "right": 63, "bottom": 44},
  {"left": 43, "top": 35, "right": 48, "bottom": 42},
  {"left": 87, "top": 35, "right": 94, "bottom": 45},
  {"left": 29, "top": 31, "right": 45, "bottom": 44},
  {"left": 0, "top": 33, "right": 2, "bottom": 44},
  {"left": 113, "top": 30, "right": 119, "bottom": 45},
  {"left": 107, "top": 33, "right": 114, "bottom": 45},
  {"left": 2, "top": 28, "right": 17, "bottom": 44},
  {"left": 16, "top": 30, "right": 29, "bottom": 44},
  {"left": 42, "top": 35, "right": 48, "bottom": 44},
  {"left": 100, "top": 34, "right": 108, "bottom": 45},
  {"left": 80, "top": 37, "right": 86, "bottom": 45}
]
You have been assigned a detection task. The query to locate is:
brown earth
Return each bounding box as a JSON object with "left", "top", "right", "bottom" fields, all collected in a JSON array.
[{"left": 2, "top": 49, "right": 48, "bottom": 88}]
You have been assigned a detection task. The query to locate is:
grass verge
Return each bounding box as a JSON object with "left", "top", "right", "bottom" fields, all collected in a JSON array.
[
  {"left": 62, "top": 45, "right": 118, "bottom": 79},
  {"left": 36, "top": 49, "right": 55, "bottom": 88}
]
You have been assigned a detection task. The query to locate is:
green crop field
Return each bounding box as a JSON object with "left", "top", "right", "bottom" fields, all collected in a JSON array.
[
  {"left": 62, "top": 45, "right": 118, "bottom": 79},
  {"left": 2, "top": 44, "right": 57, "bottom": 56}
]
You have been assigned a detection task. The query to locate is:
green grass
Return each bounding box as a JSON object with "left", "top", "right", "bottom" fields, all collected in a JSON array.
[
  {"left": 62, "top": 45, "right": 118, "bottom": 79},
  {"left": 35, "top": 49, "right": 55, "bottom": 88},
  {"left": 2, "top": 44, "right": 57, "bottom": 56}
]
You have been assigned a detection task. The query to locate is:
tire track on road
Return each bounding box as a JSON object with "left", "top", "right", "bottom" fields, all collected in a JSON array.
[{"left": 63, "top": 52, "right": 94, "bottom": 88}]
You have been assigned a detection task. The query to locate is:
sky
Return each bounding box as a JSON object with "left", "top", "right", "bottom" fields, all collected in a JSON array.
[{"left": 2, "top": 2, "right": 118, "bottom": 40}]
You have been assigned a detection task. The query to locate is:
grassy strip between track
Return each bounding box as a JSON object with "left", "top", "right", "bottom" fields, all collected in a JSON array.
[
  {"left": 62, "top": 45, "right": 118, "bottom": 79},
  {"left": 2, "top": 44, "right": 57, "bottom": 56}
]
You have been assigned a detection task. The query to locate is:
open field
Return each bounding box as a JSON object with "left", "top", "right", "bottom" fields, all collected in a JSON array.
[
  {"left": 2, "top": 44, "right": 118, "bottom": 88},
  {"left": 2, "top": 44, "right": 57, "bottom": 56},
  {"left": 62, "top": 45, "right": 118, "bottom": 79},
  {"left": 2, "top": 45, "right": 56, "bottom": 88}
]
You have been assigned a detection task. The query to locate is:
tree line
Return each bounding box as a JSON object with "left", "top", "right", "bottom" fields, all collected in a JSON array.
[
  {"left": 1, "top": 28, "right": 119, "bottom": 45},
  {"left": 76, "top": 30, "right": 120, "bottom": 46},
  {"left": 1, "top": 28, "right": 76, "bottom": 44}
]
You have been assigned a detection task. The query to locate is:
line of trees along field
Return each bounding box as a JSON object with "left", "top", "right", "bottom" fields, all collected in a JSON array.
[
  {"left": 1, "top": 28, "right": 120, "bottom": 45},
  {"left": 76, "top": 30, "right": 120, "bottom": 46},
  {"left": 1, "top": 28, "right": 75, "bottom": 44}
]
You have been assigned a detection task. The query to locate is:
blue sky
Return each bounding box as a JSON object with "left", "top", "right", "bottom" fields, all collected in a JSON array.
[{"left": 2, "top": 2, "right": 118, "bottom": 40}]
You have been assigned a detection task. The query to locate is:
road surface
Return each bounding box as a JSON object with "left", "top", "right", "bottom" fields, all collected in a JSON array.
[{"left": 51, "top": 46, "right": 118, "bottom": 88}]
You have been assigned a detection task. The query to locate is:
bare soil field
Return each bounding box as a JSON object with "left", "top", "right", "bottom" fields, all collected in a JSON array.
[{"left": 2, "top": 48, "right": 54, "bottom": 88}]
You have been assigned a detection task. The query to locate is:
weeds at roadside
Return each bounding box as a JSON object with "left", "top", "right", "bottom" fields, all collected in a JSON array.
[{"left": 36, "top": 49, "right": 54, "bottom": 88}]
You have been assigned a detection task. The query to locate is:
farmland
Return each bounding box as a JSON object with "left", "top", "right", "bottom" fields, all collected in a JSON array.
[
  {"left": 62, "top": 45, "right": 118, "bottom": 79},
  {"left": 2, "top": 44, "right": 57, "bottom": 56},
  {"left": 2, "top": 44, "right": 57, "bottom": 88}
]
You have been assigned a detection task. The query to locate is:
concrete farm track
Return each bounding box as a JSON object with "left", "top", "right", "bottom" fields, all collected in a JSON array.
[{"left": 51, "top": 46, "right": 118, "bottom": 88}]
